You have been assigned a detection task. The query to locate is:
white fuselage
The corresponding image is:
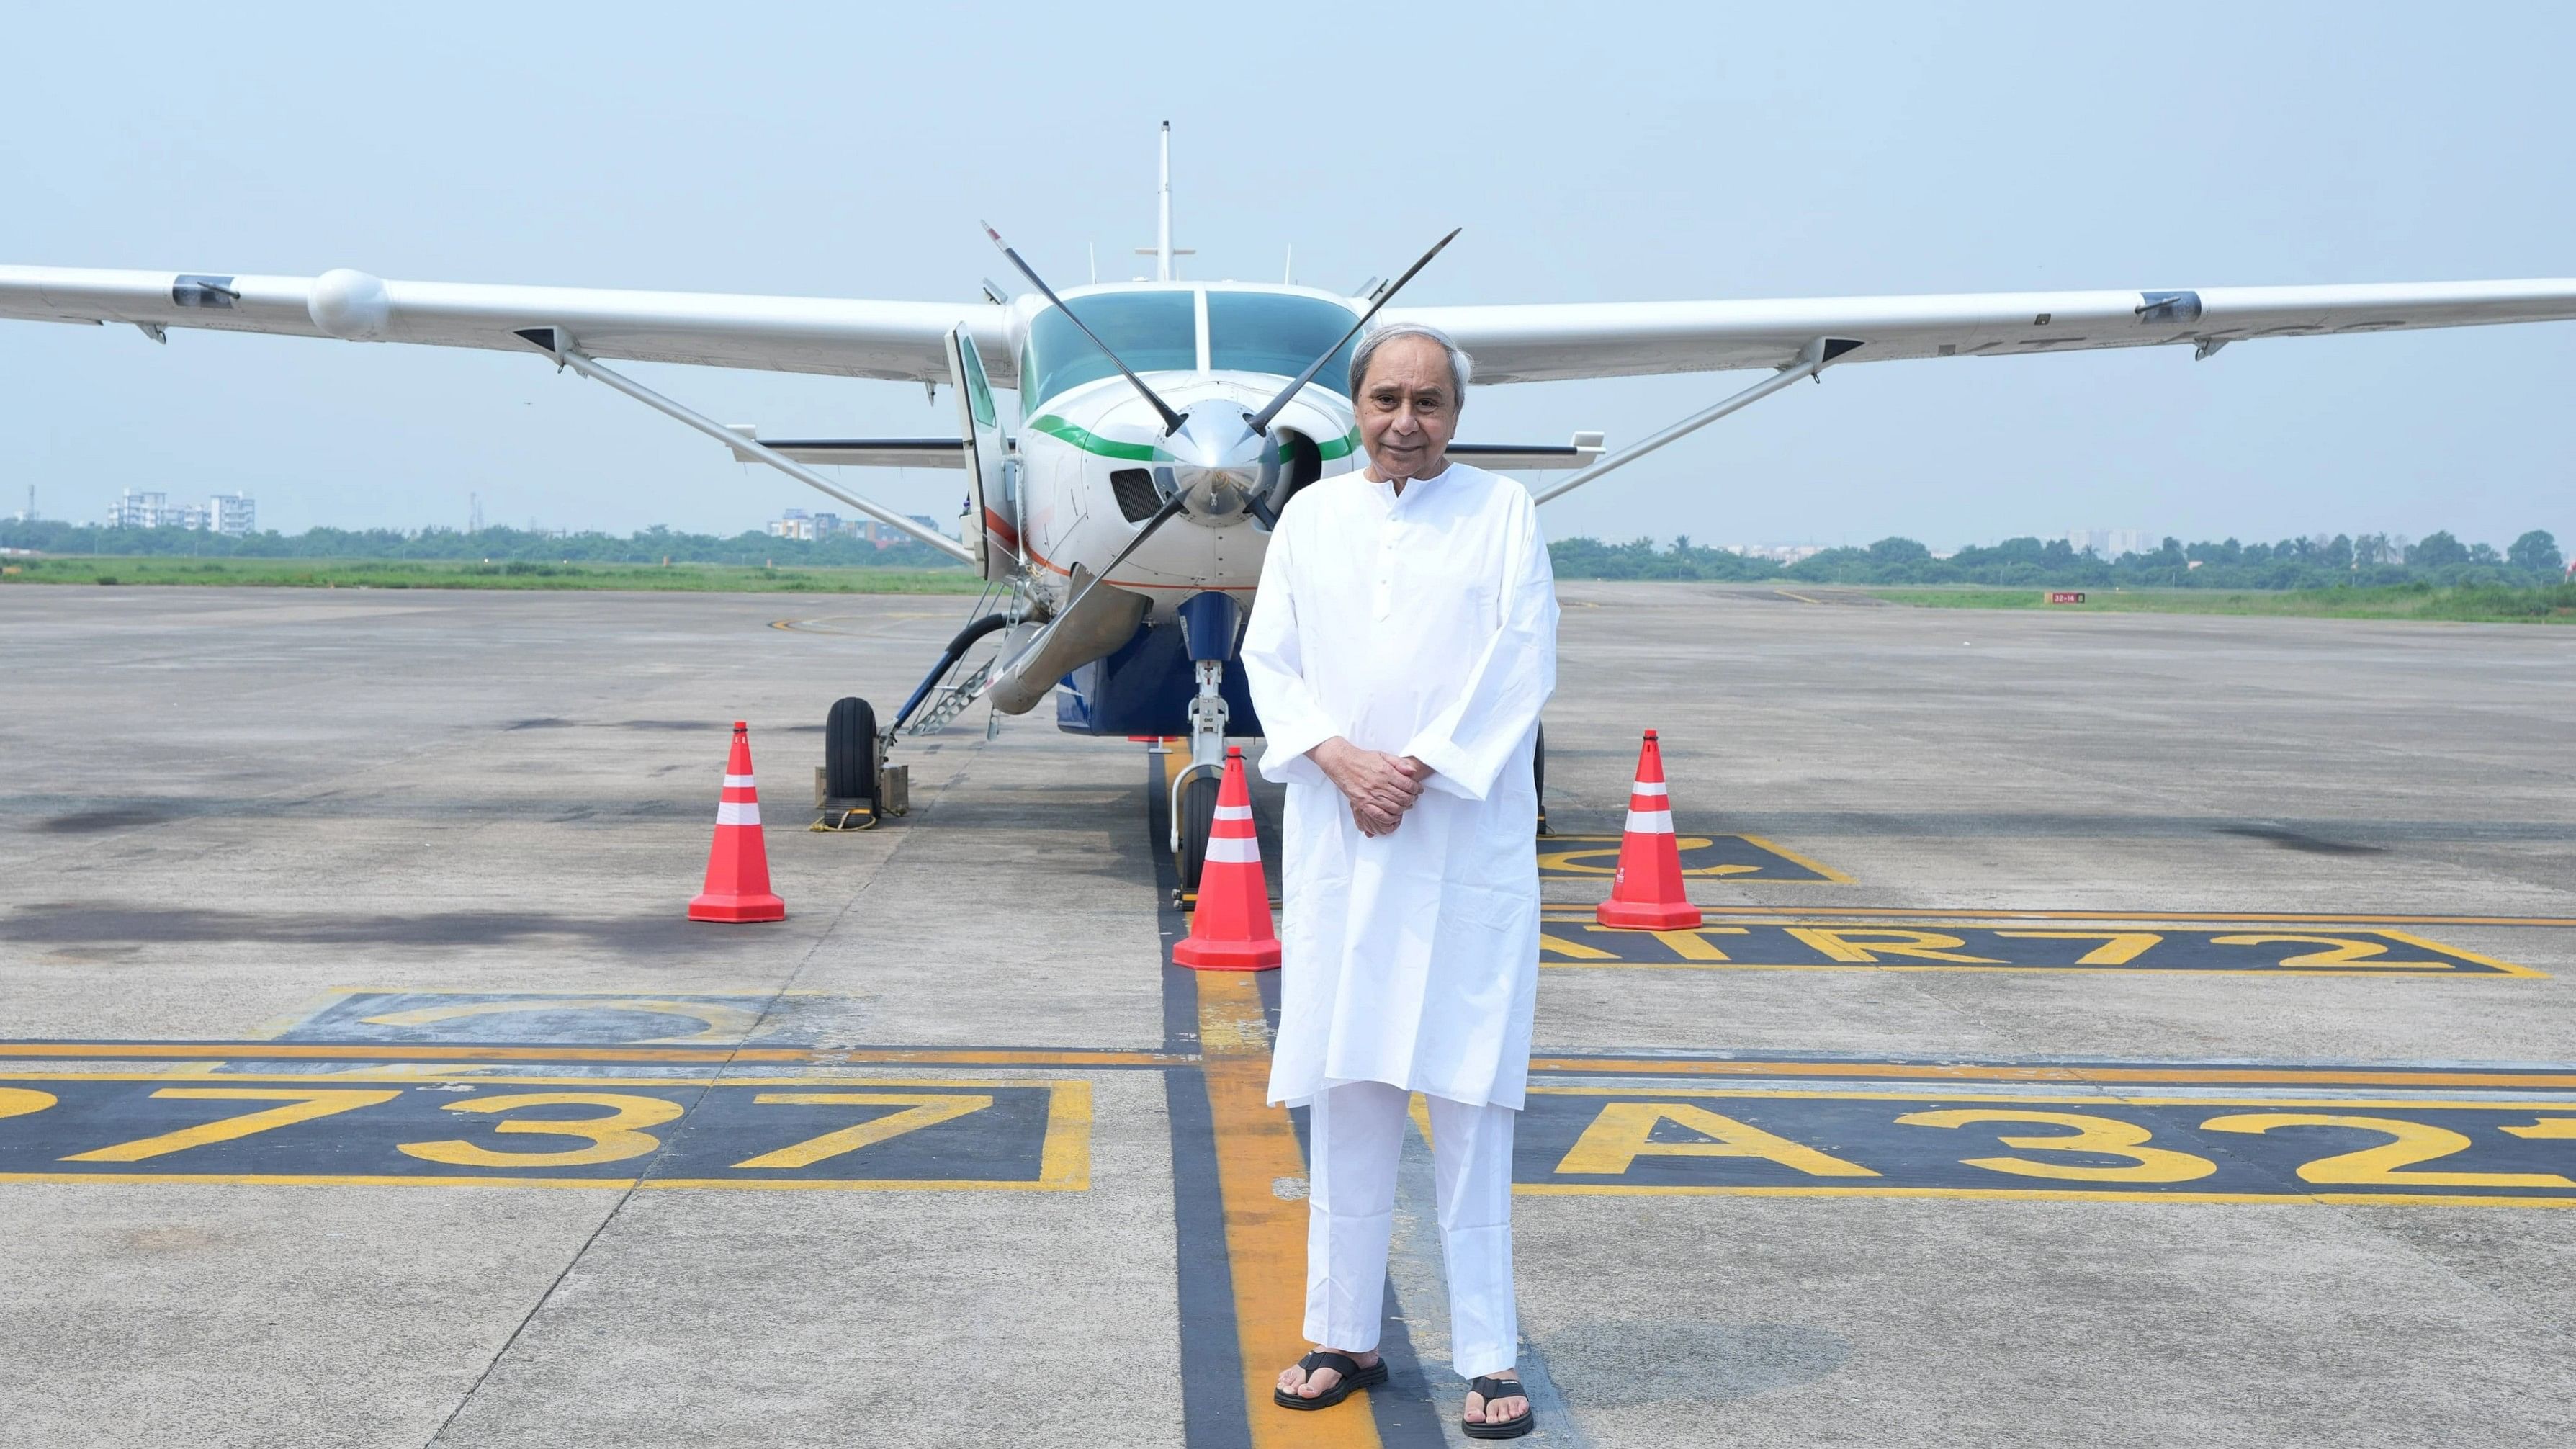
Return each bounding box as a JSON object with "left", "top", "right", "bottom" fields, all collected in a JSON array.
[{"left": 992, "top": 282, "right": 1371, "bottom": 622}]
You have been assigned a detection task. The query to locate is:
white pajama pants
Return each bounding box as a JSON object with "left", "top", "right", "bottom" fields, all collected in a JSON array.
[{"left": 1303, "top": 1079, "right": 1520, "bottom": 1378}]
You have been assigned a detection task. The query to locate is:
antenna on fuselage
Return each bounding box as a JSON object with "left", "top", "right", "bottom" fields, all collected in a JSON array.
[{"left": 1131, "top": 122, "right": 1195, "bottom": 282}]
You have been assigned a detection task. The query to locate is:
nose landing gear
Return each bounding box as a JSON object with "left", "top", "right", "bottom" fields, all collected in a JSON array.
[{"left": 1170, "top": 591, "right": 1242, "bottom": 892}]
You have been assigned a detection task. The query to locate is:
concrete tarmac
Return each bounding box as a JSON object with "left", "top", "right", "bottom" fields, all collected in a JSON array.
[{"left": 1, "top": 581, "right": 2570, "bottom": 1447}]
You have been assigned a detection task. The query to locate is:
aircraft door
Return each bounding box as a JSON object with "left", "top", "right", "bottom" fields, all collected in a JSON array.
[{"left": 946, "top": 327, "right": 1018, "bottom": 583}]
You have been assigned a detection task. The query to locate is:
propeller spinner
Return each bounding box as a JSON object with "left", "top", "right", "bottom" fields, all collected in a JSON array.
[{"left": 984, "top": 223, "right": 1459, "bottom": 552}]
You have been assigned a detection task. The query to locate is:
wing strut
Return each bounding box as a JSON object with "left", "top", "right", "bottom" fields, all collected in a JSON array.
[
  {"left": 1530, "top": 337, "right": 1862, "bottom": 504},
  {"left": 514, "top": 327, "right": 977, "bottom": 565}
]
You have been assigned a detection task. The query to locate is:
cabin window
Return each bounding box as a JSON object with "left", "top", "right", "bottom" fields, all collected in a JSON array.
[
  {"left": 1020, "top": 292, "right": 1197, "bottom": 408},
  {"left": 1207, "top": 292, "right": 1363, "bottom": 395}
]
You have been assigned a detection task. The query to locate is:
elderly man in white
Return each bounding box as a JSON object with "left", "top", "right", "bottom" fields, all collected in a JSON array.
[{"left": 1242, "top": 321, "right": 1558, "bottom": 1439}]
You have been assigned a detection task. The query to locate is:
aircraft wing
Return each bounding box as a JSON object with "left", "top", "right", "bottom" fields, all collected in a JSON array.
[
  {"left": 1391, "top": 280, "right": 2576, "bottom": 383},
  {"left": 0, "top": 264, "right": 1013, "bottom": 384}
]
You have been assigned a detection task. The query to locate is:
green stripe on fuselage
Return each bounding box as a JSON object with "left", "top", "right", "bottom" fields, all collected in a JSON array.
[
  {"left": 1027, "top": 414, "right": 1156, "bottom": 461},
  {"left": 1027, "top": 413, "right": 1361, "bottom": 464}
]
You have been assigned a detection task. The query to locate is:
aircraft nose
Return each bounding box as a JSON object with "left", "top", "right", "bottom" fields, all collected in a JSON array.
[{"left": 1159, "top": 405, "right": 1277, "bottom": 524}]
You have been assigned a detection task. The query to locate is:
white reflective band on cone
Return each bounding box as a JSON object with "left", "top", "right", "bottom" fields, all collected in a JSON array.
[
  {"left": 1630, "top": 781, "right": 1668, "bottom": 797},
  {"left": 1213, "top": 804, "right": 1255, "bottom": 821},
  {"left": 724, "top": 774, "right": 758, "bottom": 789},
  {"left": 716, "top": 802, "right": 761, "bottom": 827},
  {"left": 1205, "top": 836, "right": 1262, "bottom": 863},
  {"left": 1624, "top": 809, "right": 1674, "bottom": 834}
]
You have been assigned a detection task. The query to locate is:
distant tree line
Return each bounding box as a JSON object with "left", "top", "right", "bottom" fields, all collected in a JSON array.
[
  {"left": 1546, "top": 529, "right": 2567, "bottom": 589},
  {"left": 0, "top": 520, "right": 965, "bottom": 570},
  {"left": 5, "top": 516, "right": 2567, "bottom": 591}
]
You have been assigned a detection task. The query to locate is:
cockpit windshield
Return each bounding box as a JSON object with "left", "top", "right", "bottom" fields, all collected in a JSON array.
[
  {"left": 1020, "top": 292, "right": 1195, "bottom": 408},
  {"left": 1208, "top": 291, "right": 1360, "bottom": 397}
]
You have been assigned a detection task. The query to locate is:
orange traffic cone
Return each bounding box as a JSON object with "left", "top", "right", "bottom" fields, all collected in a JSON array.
[
  {"left": 1597, "top": 729, "right": 1702, "bottom": 930},
  {"left": 1173, "top": 746, "right": 1282, "bottom": 971},
  {"left": 688, "top": 721, "right": 786, "bottom": 923}
]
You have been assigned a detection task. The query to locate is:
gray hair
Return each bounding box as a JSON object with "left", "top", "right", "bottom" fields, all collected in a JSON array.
[{"left": 1349, "top": 321, "right": 1473, "bottom": 404}]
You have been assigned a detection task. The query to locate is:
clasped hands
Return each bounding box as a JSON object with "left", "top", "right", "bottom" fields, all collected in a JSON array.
[{"left": 1309, "top": 737, "right": 1432, "bottom": 838}]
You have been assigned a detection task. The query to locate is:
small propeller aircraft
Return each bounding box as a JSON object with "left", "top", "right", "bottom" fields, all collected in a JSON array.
[{"left": 9, "top": 124, "right": 2575, "bottom": 883}]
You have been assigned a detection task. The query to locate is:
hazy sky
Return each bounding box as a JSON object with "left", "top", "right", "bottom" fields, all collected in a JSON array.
[{"left": 6, "top": 2, "right": 2571, "bottom": 550}]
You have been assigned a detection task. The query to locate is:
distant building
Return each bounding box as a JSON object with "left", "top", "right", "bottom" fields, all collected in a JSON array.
[
  {"left": 209, "top": 493, "right": 255, "bottom": 536},
  {"left": 768, "top": 508, "right": 954, "bottom": 547},
  {"left": 1726, "top": 543, "right": 1825, "bottom": 564},
  {"left": 2068, "top": 527, "right": 2151, "bottom": 560},
  {"left": 767, "top": 508, "right": 846, "bottom": 542},
  {"left": 104, "top": 489, "right": 253, "bottom": 534}
]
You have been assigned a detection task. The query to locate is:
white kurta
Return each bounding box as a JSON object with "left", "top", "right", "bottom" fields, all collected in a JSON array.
[{"left": 1240, "top": 461, "right": 1560, "bottom": 1111}]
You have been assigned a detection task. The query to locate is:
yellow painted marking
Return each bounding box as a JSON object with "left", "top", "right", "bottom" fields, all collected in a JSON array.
[
  {"left": 1651, "top": 926, "right": 1751, "bottom": 960},
  {"left": 2207, "top": 934, "right": 2456, "bottom": 970},
  {"left": 3, "top": 1070, "right": 1078, "bottom": 1090},
  {"left": 1510, "top": 1184, "right": 2576, "bottom": 1208},
  {"left": 0, "top": 1172, "right": 1095, "bottom": 1193},
  {"left": 2199, "top": 1113, "right": 2576, "bottom": 1190},
  {"left": 398, "top": 1092, "right": 683, "bottom": 1168},
  {"left": 1525, "top": 1059, "right": 2576, "bottom": 1090},
  {"left": 1554, "top": 1101, "right": 1878, "bottom": 1178},
  {"left": 359, "top": 998, "right": 762, "bottom": 1043},
  {"left": 1537, "top": 931, "right": 1618, "bottom": 961},
  {"left": 0, "top": 1087, "right": 56, "bottom": 1121},
  {"left": 1991, "top": 930, "right": 2164, "bottom": 966},
  {"left": 1036, "top": 1080, "right": 1094, "bottom": 1190},
  {"left": 1540, "top": 905, "right": 2576, "bottom": 928},
  {"left": 20, "top": 1055, "right": 2572, "bottom": 1094},
  {"left": 0, "top": 1075, "right": 1091, "bottom": 1193},
  {"left": 732, "top": 1093, "right": 995, "bottom": 1170},
  {"left": 1196, "top": 970, "right": 1382, "bottom": 1448},
  {"left": 2374, "top": 928, "right": 2547, "bottom": 979},
  {"left": 62, "top": 1088, "right": 401, "bottom": 1163},
  {"left": 1729, "top": 835, "right": 1857, "bottom": 883},
  {"left": 1893, "top": 1108, "right": 2219, "bottom": 1183},
  {"left": 1512, "top": 1090, "right": 2576, "bottom": 1207},
  {"left": 1526, "top": 1086, "right": 2576, "bottom": 1111},
  {"left": 0, "top": 1043, "right": 1190, "bottom": 1067},
  {"left": 1535, "top": 838, "right": 1762, "bottom": 877},
  {"left": 1782, "top": 928, "right": 2004, "bottom": 965},
  {"left": 1539, "top": 959, "right": 2526, "bottom": 977}
]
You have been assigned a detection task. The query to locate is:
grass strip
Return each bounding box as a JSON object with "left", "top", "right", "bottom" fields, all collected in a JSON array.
[
  {"left": 0, "top": 555, "right": 986, "bottom": 594},
  {"left": 1866, "top": 583, "right": 2576, "bottom": 623}
]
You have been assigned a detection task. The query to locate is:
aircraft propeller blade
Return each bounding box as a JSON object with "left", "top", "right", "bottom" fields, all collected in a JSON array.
[
  {"left": 1052, "top": 493, "right": 1186, "bottom": 627},
  {"left": 984, "top": 222, "right": 1188, "bottom": 436},
  {"left": 1244, "top": 227, "right": 1461, "bottom": 436}
]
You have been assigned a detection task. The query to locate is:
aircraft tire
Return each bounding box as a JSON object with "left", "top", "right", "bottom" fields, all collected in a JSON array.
[
  {"left": 825, "top": 696, "right": 878, "bottom": 804},
  {"left": 1177, "top": 773, "right": 1221, "bottom": 892}
]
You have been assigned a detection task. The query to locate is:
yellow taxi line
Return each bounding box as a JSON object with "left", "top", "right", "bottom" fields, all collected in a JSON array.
[{"left": 1197, "top": 969, "right": 1381, "bottom": 1448}]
